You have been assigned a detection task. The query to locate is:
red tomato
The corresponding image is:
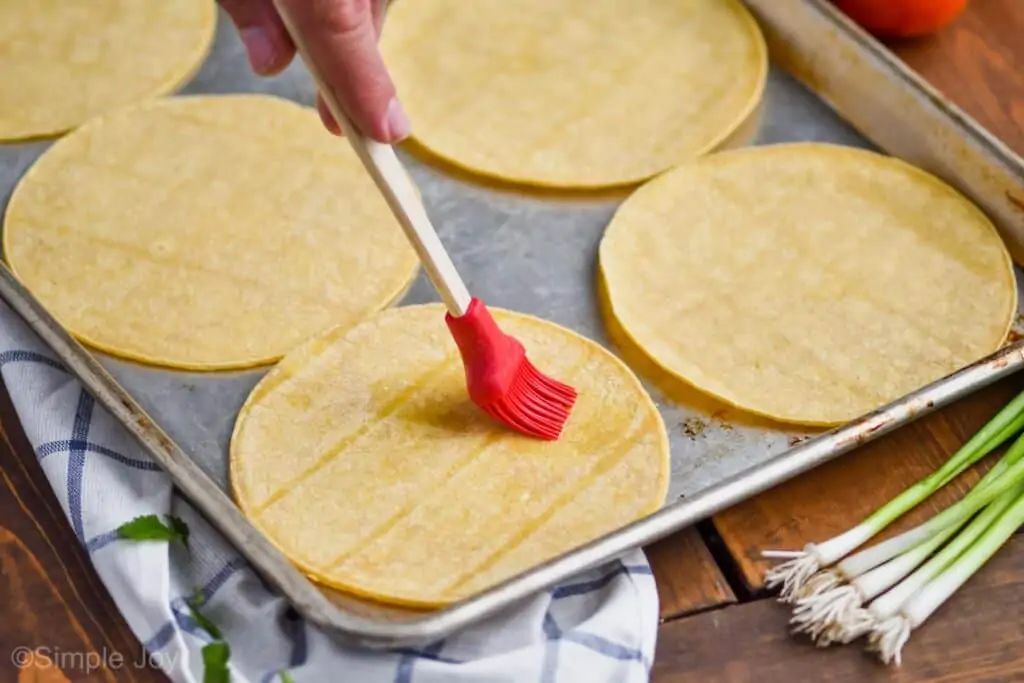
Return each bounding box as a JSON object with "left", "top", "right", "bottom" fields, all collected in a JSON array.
[{"left": 834, "top": 0, "right": 968, "bottom": 39}]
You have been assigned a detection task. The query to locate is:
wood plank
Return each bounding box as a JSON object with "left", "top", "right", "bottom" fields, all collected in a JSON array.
[
  {"left": 889, "top": 0, "right": 1024, "bottom": 159},
  {"left": 0, "top": 382, "right": 165, "bottom": 682},
  {"left": 711, "top": 374, "right": 1024, "bottom": 592},
  {"left": 652, "top": 532, "right": 1024, "bottom": 682},
  {"left": 645, "top": 529, "right": 735, "bottom": 622}
]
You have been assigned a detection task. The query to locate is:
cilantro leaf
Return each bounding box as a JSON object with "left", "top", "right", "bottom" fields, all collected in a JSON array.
[
  {"left": 168, "top": 515, "right": 191, "bottom": 547},
  {"left": 187, "top": 589, "right": 222, "bottom": 640},
  {"left": 279, "top": 672, "right": 295, "bottom": 683},
  {"left": 201, "top": 642, "right": 230, "bottom": 683},
  {"left": 116, "top": 514, "right": 188, "bottom": 545}
]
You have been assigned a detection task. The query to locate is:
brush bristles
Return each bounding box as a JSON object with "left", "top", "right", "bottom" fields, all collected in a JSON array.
[{"left": 483, "top": 358, "right": 578, "bottom": 440}]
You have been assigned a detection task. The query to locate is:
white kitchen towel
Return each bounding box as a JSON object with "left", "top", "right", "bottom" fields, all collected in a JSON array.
[{"left": 0, "top": 301, "right": 659, "bottom": 683}]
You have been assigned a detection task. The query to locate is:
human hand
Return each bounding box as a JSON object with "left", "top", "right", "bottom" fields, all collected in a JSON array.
[{"left": 218, "top": 0, "right": 409, "bottom": 142}]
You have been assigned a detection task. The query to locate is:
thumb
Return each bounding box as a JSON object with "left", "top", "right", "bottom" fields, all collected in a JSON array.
[
  {"left": 218, "top": 0, "right": 296, "bottom": 75},
  {"left": 277, "top": 0, "right": 408, "bottom": 143}
]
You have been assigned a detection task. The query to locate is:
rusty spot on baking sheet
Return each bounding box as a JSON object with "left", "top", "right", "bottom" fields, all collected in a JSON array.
[
  {"left": 681, "top": 417, "right": 707, "bottom": 439},
  {"left": 992, "top": 355, "right": 1011, "bottom": 369},
  {"left": 1009, "top": 313, "right": 1024, "bottom": 346},
  {"left": 865, "top": 420, "right": 889, "bottom": 436},
  {"left": 788, "top": 435, "right": 809, "bottom": 447},
  {"left": 835, "top": 413, "right": 896, "bottom": 450},
  {"left": 903, "top": 396, "right": 937, "bottom": 419}
]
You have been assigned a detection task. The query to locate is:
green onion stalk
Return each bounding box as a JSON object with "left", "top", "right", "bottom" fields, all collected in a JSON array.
[
  {"left": 789, "top": 429, "right": 1024, "bottom": 643},
  {"left": 764, "top": 389, "right": 1024, "bottom": 603}
]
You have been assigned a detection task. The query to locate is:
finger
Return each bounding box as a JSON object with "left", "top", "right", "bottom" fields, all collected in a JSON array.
[
  {"left": 276, "top": 0, "right": 409, "bottom": 143},
  {"left": 372, "top": 0, "right": 389, "bottom": 36},
  {"left": 316, "top": 94, "right": 343, "bottom": 135},
  {"left": 317, "top": 0, "right": 386, "bottom": 135},
  {"left": 218, "top": 0, "right": 296, "bottom": 75}
]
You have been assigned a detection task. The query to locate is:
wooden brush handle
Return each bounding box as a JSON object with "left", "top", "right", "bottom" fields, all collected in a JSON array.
[{"left": 272, "top": 0, "right": 472, "bottom": 317}]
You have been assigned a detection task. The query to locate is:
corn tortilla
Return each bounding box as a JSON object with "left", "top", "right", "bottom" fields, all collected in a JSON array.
[
  {"left": 598, "top": 143, "right": 1017, "bottom": 426},
  {"left": 4, "top": 94, "right": 419, "bottom": 370},
  {"left": 229, "top": 304, "right": 670, "bottom": 607},
  {"left": 0, "top": 0, "right": 215, "bottom": 141},
  {"left": 380, "top": 0, "right": 767, "bottom": 188}
]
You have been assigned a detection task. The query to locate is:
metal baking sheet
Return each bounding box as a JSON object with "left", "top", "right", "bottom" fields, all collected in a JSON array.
[
  {"left": 1, "top": 13, "right": 869, "bottom": 502},
  {"left": 2, "top": 1, "right": 1024, "bottom": 647}
]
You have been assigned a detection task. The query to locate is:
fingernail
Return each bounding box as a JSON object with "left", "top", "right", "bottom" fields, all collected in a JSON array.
[
  {"left": 240, "top": 27, "right": 277, "bottom": 74},
  {"left": 384, "top": 98, "right": 411, "bottom": 142}
]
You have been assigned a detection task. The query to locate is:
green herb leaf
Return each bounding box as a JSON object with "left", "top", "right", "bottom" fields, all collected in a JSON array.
[
  {"left": 187, "top": 589, "right": 222, "bottom": 640},
  {"left": 168, "top": 515, "right": 191, "bottom": 547},
  {"left": 279, "top": 671, "right": 295, "bottom": 683},
  {"left": 201, "top": 642, "right": 230, "bottom": 683},
  {"left": 116, "top": 514, "right": 188, "bottom": 545}
]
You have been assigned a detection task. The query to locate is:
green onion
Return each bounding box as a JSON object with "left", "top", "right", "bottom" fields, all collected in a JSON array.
[
  {"left": 867, "top": 483, "right": 1018, "bottom": 622},
  {"left": 789, "top": 523, "right": 962, "bottom": 645},
  {"left": 868, "top": 481, "right": 1024, "bottom": 666},
  {"left": 837, "top": 429, "right": 1024, "bottom": 578},
  {"left": 831, "top": 433, "right": 1024, "bottom": 575},
  {"left": 764, "top": 389, "right": 1024, "bottom": 602},
  {"left": 790, "top": 430, "right": 1024, "bottom": 643}
]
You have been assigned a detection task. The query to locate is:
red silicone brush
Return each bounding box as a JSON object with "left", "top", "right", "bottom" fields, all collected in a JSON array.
[
  {"left": 445, "top": 299, "right": 578, "bottom": 440},
  {"left": 276, "top": 4, "right": 578, "bottom": 440}
]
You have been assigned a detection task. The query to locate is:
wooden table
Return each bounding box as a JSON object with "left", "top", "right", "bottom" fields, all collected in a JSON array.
[{"left": 2, "top": 2, "right": 1024, "bottom": 681}]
